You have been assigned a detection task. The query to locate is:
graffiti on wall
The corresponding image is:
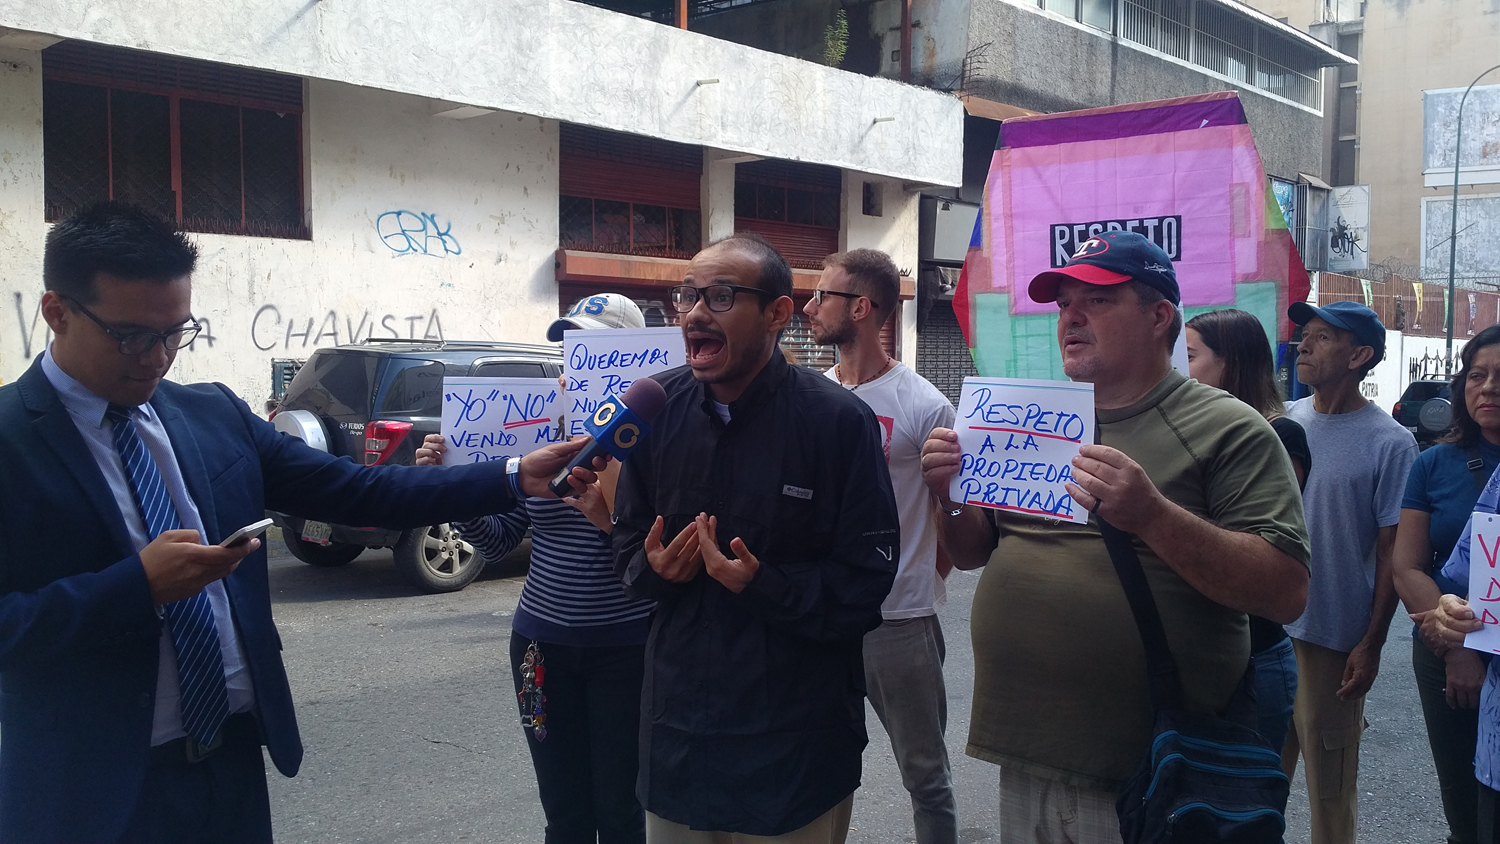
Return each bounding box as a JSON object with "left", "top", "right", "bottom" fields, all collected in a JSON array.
[
  {"left": 6, "top": 292, "right": 217, "bottom": 362},
  {"left": 251, "top": 305, "right": 445, "bottom": 351},
  {"left": 376, "top": 210, "right": 462, "bottom": 257}
]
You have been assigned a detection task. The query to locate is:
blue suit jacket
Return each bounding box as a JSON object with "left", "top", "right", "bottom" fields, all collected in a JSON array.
[{"left": 0, "top": 359, "right": 518, "bottom": 843}]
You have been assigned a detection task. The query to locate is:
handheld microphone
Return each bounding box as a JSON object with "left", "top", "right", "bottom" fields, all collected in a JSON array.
[{"left": 547, "top": 377, "right": 668, "bottom": 497}]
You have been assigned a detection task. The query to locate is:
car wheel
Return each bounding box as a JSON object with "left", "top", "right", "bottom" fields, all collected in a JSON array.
[
  {"left": 282, "top": 533, "right": 363, "bottom": 567},
  {"left": 393, "top": 524, "right": 485, "bottom": 593}
]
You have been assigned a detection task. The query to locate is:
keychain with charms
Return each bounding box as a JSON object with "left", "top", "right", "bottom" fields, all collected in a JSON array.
[{"left": 519, "top": 641, "right": 548, "bottom": 741}]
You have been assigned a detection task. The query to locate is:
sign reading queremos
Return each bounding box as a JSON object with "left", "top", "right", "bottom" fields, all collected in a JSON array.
[{"left": 1050, "top": 216, "right": 1182, "bottom": 267}]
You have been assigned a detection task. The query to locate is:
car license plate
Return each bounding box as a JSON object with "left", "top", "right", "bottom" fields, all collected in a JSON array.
[{"left": 301, "top": 521, "right": 333, "bottom": 546}]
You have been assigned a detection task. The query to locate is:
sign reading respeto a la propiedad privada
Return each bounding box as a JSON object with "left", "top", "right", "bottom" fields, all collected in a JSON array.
[
  {"left": 950, "top": 377, "right": 1095, "bottom": 525},
  {"left": 563, "top": 327, "right": 682, "bottom": 437},
  {"left": 441, "top": 377, "right": 563, "bottom": 465},
  {"left": 1465, "top": 512, "right": 1500, "bottom": 655}
]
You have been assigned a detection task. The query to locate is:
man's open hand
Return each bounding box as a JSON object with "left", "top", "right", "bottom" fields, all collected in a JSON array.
[
  {"left": 1067, "top": 444, "right": 1168, "bottom": 532},
  {"left": 645, "top": 516, "right": 703, "bottom": 583},
  {"left": 140, "top": 529, "right": 255, "bottom": 605},
  {"left": 696, "top": 514, "right": 759, "bottom": 594}
]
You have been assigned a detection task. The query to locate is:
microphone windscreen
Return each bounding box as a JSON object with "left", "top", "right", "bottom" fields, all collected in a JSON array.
[{"left": 620, "top": 377, "right": 668, "bottom": 425}]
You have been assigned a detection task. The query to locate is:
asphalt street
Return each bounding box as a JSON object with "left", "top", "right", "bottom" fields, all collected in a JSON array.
[{"left": 260, "top": 534, "right": 1447, "bottom": 844}]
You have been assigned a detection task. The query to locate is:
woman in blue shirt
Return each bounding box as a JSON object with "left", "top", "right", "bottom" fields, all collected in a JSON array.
[{"left": 1398, "top": 324, "right": 1500, "bottom": 844}]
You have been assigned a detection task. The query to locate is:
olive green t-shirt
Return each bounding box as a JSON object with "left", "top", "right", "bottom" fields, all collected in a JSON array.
[{"left": 966, "top": 370, "right": 1310, "bottom": 791}]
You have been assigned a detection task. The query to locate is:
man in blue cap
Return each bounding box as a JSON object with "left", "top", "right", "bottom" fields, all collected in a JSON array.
[
  {"left": 921, "top": 231, "right": 1310, "bottom": 844},
  {"left": 1284, "top": 300, "right": 1417, "bottom": 844}
]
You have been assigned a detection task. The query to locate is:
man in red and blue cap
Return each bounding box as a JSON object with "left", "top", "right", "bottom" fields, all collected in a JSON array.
[
  {"left": 919, "top": 230, "right": 1311, "bottom": 844},
  {"left": 1283, "top": 300, "right": 1417, "bottom": 844}
]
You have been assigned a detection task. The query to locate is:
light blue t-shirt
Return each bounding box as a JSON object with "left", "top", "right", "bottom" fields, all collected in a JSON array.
[
  {"left": 1284, "top": 398, "right": 1417, "bottom": 652},
  {"left": 1439, "top": 466, "right": 1500, "bottom": 790}
]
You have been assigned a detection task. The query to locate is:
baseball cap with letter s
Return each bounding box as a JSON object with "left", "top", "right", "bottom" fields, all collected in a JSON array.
[
  {"left": 547, "top": 293, "right": 646, "bottom": 342},
  {"left": 1028, "top": 230, "right": 1181, "bottom": 306}
]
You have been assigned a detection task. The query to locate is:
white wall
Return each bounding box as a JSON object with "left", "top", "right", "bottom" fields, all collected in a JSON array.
[
  {"left": 1360, "top": 329, "right": 1466, "bottom": 414},
  {"left": 0, "top": 46, "right": 45, "bottom": 383},
  {"left": 841, "top": 171, "right": 921, "bottom": 364},
  {"left": 0, "top": 74, "right": 561, "bottom": 406},
  {"left": 0, "top": 0, "right": 964, "bottom": 187}
]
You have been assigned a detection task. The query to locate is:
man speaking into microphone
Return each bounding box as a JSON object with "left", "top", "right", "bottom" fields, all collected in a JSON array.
[{"left": 612, "top": 234, "right": 900, "bottom": 844}]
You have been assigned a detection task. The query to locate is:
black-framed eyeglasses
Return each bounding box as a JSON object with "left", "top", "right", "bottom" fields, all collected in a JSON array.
[
  {"left": 810, "top": 288, "right": 877, "bottom": 308},
  {"left": 63, "top": 296, "right": 202, "bottom": 355},
  {"left": 668, "top": 284, "right": 774, "bottom": 314}
]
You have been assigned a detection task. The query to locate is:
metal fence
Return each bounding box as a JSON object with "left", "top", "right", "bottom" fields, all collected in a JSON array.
[{"left": 1119, "top": 0, "right": 1323, "bottom": 110}]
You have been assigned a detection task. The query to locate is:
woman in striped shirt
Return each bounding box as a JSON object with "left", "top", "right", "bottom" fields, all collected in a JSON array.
[{"left": 416, "top": 293, "right": 654, "bottom": 844}]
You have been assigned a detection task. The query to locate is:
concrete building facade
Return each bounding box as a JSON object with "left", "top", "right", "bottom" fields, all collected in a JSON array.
[
  {"left": 0, "top": 0, "right": 962, "bottom": 407},
  {"left": 1251, "top": 0, "right": 1500, "bottom": 282}
]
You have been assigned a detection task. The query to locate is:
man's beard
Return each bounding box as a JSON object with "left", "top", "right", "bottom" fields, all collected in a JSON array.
[{"left": 813, "top": 318, "right": 857, "bottom": 347}]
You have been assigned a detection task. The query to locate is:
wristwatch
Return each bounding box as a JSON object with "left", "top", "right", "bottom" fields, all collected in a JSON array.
[{"left": 506, "top": 456, "right": 524, "bottom": 499}]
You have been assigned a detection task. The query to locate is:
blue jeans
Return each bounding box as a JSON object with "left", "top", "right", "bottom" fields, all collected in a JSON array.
[{"left": 1253, "top": 636, "right": 1298, "bottom": 756}]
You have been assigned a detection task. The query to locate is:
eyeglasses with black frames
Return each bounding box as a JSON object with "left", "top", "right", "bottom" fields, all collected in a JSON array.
[
  {"left": 63, "top": 295, "right": 202, "bottom": 355},
  {"left": 668, "top": 284, "right": 775, "bottom": 314},
  {"left": 810, "top": 288, "right": 877, "bottom": 308}
]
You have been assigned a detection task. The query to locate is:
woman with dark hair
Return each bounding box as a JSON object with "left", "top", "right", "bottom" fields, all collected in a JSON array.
[
  {"left": 1186, "top": 308, "right": 1309, "bottom": 758},
  {"left": 1394, "top": 323, "right": 1500, "bottom": 844}
]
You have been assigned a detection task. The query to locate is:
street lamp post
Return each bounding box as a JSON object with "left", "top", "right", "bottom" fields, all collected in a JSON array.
[{"left": 1446, "top": 63, "right": 1500, "bottom": 372}]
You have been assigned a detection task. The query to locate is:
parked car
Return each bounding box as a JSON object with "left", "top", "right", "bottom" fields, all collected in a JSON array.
[
  {"left": 1393, "top": 378, "right": 1453, "bottom": 448},
  {"left": 268, "top": 338, "right": 563, "bottom": 592}
]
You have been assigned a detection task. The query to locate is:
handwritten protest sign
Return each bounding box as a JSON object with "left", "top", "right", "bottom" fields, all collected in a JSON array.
[
  {"left": 563, "top": 327, "right": 682, "bottom": 436},
  {"left": 441, "top": 377, "right": 562, "bottom": 465},
  {"left": 1466, "top": 512, "right": 1500, "bottom": 654},
  {"left": 949, "top": 376, "right": 1095, "bottom": 524}
]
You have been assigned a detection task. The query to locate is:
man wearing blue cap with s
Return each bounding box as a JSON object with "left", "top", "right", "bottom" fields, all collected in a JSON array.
[
  {"left": 921, "top": 231, "right": 1311, "bottom": 844},
  {"left": 1284, "top": 300, "right": 1417, "bottom": 844}
]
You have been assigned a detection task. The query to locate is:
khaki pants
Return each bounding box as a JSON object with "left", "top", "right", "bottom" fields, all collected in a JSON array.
[
  {"left": 645, "top": 794, "right": 854, "bottom": 844},
  {"left": 1283, "top": 638, "right": 1366, "bottom": 844},
  {"left": 998, "top": 766, "right": 1123, "bottom": 844}
]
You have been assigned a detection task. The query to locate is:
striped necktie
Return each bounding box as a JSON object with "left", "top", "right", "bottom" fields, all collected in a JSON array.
[{"left": 106, "top": 404, "right": 230, "bottom": 747}]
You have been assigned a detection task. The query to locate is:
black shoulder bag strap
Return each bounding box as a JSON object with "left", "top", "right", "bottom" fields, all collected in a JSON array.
[
  {"left": 1098, "top": 514, "right": 1188, "bottom": 713},
  {"left": 1466, "top": 445, "right": 1489, "bottom": 493},
  {"left": 1092, "top": 422, "right": 1187, "bottom": 712}
]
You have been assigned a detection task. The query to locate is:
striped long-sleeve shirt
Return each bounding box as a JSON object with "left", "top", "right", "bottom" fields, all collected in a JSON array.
[{"left": 456, "top": 498, "right": 653, "bottom": 647}]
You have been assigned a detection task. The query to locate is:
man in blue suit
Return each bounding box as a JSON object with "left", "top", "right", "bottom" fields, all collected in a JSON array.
[{"left": 0, "top": 202, "right": 600, "bottom": 843}]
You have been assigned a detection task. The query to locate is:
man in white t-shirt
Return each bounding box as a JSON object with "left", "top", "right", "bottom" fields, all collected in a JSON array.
[{"left": 805, "top": 249, "right": 958, "bottom": 844}]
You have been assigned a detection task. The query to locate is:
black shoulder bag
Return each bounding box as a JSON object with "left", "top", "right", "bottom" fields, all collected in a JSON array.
[{"left": 1099, "top": 515, "right": 1290, "bottom": 843}]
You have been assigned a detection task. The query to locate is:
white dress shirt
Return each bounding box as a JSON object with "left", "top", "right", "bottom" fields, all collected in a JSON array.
[{"left": 42, "top": 350, "right": 255, "bottom": 745}]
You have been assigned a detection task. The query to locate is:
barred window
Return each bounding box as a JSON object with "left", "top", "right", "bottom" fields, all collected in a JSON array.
[{"left": 42, "top": 41, "right": 307, "bottom": 238}]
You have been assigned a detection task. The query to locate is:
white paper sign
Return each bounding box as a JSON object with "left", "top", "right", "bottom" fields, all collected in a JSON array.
[
  {"left": 949, "top": 376, "right": 1095, "bottom": 524},
  {"left": 1466, "top": 512, "right": 1500, "bottom": 654},
  {"left": 440, "top": 377, "right": 562, "bottom": 465},
  {"left": 563, "top": 327, "right": 682, "bottom": 437}
]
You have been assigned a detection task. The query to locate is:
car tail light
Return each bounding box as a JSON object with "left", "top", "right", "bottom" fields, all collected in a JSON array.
[
  {"left": 1392, "top": 402, "right": 1403, "bottom": 417},
  {"left": 364, "top": 420, "right": 413, "bottom": 466}
]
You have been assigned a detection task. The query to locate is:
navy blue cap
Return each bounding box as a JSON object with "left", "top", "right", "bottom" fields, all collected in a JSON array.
[
  {"left": 1029, "top": 230, "right": 1180, "bottom": 306},
  {"left": 1289, "top": 300, "right": 1386, "bottom": 362}
]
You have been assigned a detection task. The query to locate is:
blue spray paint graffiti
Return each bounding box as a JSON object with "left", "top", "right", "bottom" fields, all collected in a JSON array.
[{"left": 376, "top": 210, "right": 462, "bottom": 257}]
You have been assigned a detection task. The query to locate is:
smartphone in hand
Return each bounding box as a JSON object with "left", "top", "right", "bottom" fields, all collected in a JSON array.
[{"left": 220, "top": 518, "right": 274, "bottom": 548}]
